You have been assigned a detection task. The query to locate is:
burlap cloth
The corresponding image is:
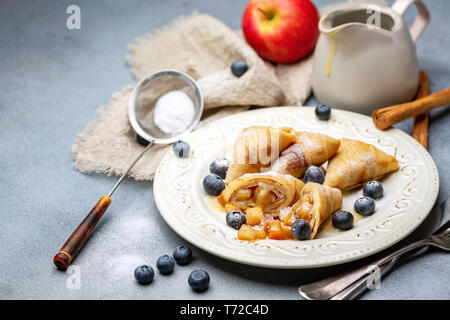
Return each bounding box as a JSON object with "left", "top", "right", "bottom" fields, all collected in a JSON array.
[{"left": 72, "top": 0, "right": 386, "bottom": 181}]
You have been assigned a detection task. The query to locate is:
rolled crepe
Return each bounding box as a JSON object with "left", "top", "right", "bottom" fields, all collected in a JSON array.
[
  {"left": 271, "top": 131, "right": 340, "bottom": 178},
  {"left": 290, "top": 182, "right": 342, "bottom": 239},
  {"left": 225, "top": 126, "right": 296, "bottom": 183},
  {"left": 324, "top": 138, "right": 399, "bottom": 190},
  {"left": 218, "top": 172, "right": 304, "bottom": 215}
]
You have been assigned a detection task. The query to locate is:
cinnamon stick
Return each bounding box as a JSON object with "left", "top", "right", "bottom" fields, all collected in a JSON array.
[
  {"left": 413, "top": 70, "right": 430, "bottom": 148},
  {"left": 372, "top": 87, "right": 450, "bottom": 130}
]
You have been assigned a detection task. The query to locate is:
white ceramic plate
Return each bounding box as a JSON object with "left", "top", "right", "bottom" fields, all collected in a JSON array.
[{"left": 153, "top": 107, "right": 439, "bottom": 268}]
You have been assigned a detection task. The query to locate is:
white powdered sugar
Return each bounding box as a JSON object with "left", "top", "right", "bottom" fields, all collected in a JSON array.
[
  {"left": 153, "top": 90, "right": 195, "bottom": 134},
  {"left": 278, "top": 206, "right": 292, "bottom": 221},
  {"left": 109, "top": 254, "right": 148, "bottom": 282}
]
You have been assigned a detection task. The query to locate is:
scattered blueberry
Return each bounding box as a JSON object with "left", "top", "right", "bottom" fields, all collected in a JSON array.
[
  {"left": 188, "top": 269, "right": 210, "bottom": 292},
  {"left": 315, "top": 104, "right": 331, "bottom": 120},
  {"left": 156, "top": 255, "right": 175, "bottom": 275},
  {"left": 363, "top": 181, "right": 384, "bottom": 199},
  {"left": 134, "top": 265, "right": 154, "bottom": 285},
  {"left": 173, "top": 140, "right": 190, "bottom": 158},
  {"left": 203, "top": 174, "right": 226, "bottom": 196},
  {"left": 173, "top": 245, "right": 193, "bottom": 265},
  {"left": 231, "top": 61, "right": 249, "bottom": 77},
  {"left": 209, "top": 158, "right": 230, "bottom": 179},
  {"left": 136, "top": 134, "right": 150, "bottom": 146},
  {"left": 291, "top": 219, "right": 311, "bottom": 240},
  {"left": 332, "top": 210, "right": 354, "bottom": 230},
  {"left": 304, "top": 165, "right": 325, "bottom": 184},
  {"left": 354, "top": 196, "right": 376, "bottom": 216},
  {"left": 226, "top": 210, "right": 247, "bottom": 230}
]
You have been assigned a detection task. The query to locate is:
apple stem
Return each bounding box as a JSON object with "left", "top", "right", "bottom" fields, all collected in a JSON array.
[{"left": 257, "top": 7, "right": 274, "bottom": 21}]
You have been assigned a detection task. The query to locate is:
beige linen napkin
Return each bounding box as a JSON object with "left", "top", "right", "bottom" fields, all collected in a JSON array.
[
  {"left": 73, "top": 14, "right": 285, "bottom": 180},
  {"left": 73, "top": 0, "right": 386, "bottom": 181}
]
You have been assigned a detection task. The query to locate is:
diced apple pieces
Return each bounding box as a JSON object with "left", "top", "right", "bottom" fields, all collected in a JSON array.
[
  {"left": 238, "top": 222, "right": 293, "bottom": 241},
  {"left": 246, "top": 207, "right": 263, "bottom": 225},
  {"left": 235, "top": 189, "right": 253, "bottom": 201},
  {"left": 238, "top": 224, "right": 256, "bottom": 241},
  {"left": 236, "top": 209, "right": 294, "bottom": 241},
  {"left": 282, "top": 211, "right": 296, "bottom": 226},
  {"left": 281, "top": 224, "right": 294, "bottom": 240},
  {"left": 268, "top": 221, "right": 282, "bottom": 240},
  {"left": 253, "top": 226, "right": 267, "bottom": 239}
]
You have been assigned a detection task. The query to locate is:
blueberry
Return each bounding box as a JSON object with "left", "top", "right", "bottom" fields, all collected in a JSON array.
[
  {"left": 226, "top": 210, "right": 247, "bottom": 230},
  {"left": 156, "top": 255, "right": 175, "bottom": 275},
  {"left": 136, "top": 134, "right": 150, "bottom": 146},
  {"left": 231, "top": 61, "right": 249, "bottom": 77},
  {"left": 315, "top": 104, "right": 331, "bottom": 120},
  {"left": 363, "top": 181, "right": 384, "bottom": 199},
  {"left": 291, "top": 219, "right": 311, "bottom": 240},
  {"left": 203, "top": 174, "right": 226, "bottom": 196},
  {"left": 188, "top": 269, "right": 210, "bottom": 292},
  {"left": 173, "top": 245, "right": 193, "bottom": 265},
  {"left": 332, "top": 210, "right": 354, "bottom": 230},
  {"left": 134, "top": 265, "right": 154, "bottom": 285},
  {"left": 209, "top": 158, "right": 230, "bottom": 179},
  {"left": 354, "top": 196, "right": 376, "bottom": 216},
  {"left": 173, "top": 140, "right": 190, "bottom": 158},
  {"left": 304, "top": 165, "right": 325, "bottom": 184}
]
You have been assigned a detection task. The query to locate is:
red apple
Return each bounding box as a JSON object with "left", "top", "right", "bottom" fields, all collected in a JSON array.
[{"left": 242, "top": 0, "right": 320, "bottom": 63}]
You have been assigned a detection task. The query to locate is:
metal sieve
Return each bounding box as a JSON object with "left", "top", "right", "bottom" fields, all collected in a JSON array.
[
  {"left": 54, "top": 70, "right": 203, "bottom": 271},
  {"left": 129, "top": 69, "right": 203, "bottom": 145}
]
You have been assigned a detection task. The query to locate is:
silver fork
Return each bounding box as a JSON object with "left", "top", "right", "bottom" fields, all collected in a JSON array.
[
  {"left": 299, "top": 198, "right": 450, "bottom": 300},
  {"left": 330, "top": 225, "right": 450, "bottom": 300}
]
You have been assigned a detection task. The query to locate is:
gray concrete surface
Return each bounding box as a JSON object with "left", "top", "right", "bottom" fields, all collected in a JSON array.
[{"left": 0, "top": 0, "right": 449, "bottom": 300}]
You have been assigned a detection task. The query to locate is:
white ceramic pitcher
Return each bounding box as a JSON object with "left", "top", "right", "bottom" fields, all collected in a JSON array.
[{"left": 312, "top": 0, "right": 430, "bottom": 114}]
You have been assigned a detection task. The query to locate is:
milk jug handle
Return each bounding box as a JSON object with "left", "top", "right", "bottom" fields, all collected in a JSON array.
[{"left": 392, "top": 0, "right": 430, "bottom": 43}]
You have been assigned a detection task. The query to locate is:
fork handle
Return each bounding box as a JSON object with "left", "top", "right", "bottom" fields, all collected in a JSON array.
[
  {"left": 330, "top": 256, "right": 399, "bottom": 300},
  {"left": 299, "top": 238, "right": 432, "bottom": 300},
  {"left": 330, "top": 238, "right": 433, "bottom": 300}
]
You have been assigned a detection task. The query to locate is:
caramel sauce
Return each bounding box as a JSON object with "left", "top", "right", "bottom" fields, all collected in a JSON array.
[
  {"left": 325, "top": 35, "right": 336, "bottom": 76},
  {"left": 207, "top": 197, "right": 226, "bottom": 212},
  {"left": 323, "top": 22, "right": 336, "bottom": 76}
]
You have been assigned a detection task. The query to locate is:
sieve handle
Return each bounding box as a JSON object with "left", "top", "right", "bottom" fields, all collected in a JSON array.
[
  {"left": 53, "top": 141, "right": 154, "bottom": 270},
  {"left": 53, "top": 195, "right": 111, "bottom": 270}
]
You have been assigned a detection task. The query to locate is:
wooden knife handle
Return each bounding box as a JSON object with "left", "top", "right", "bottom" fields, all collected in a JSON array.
[{"left": 53, "top": 195, "right": 111, "bottom": 271}]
